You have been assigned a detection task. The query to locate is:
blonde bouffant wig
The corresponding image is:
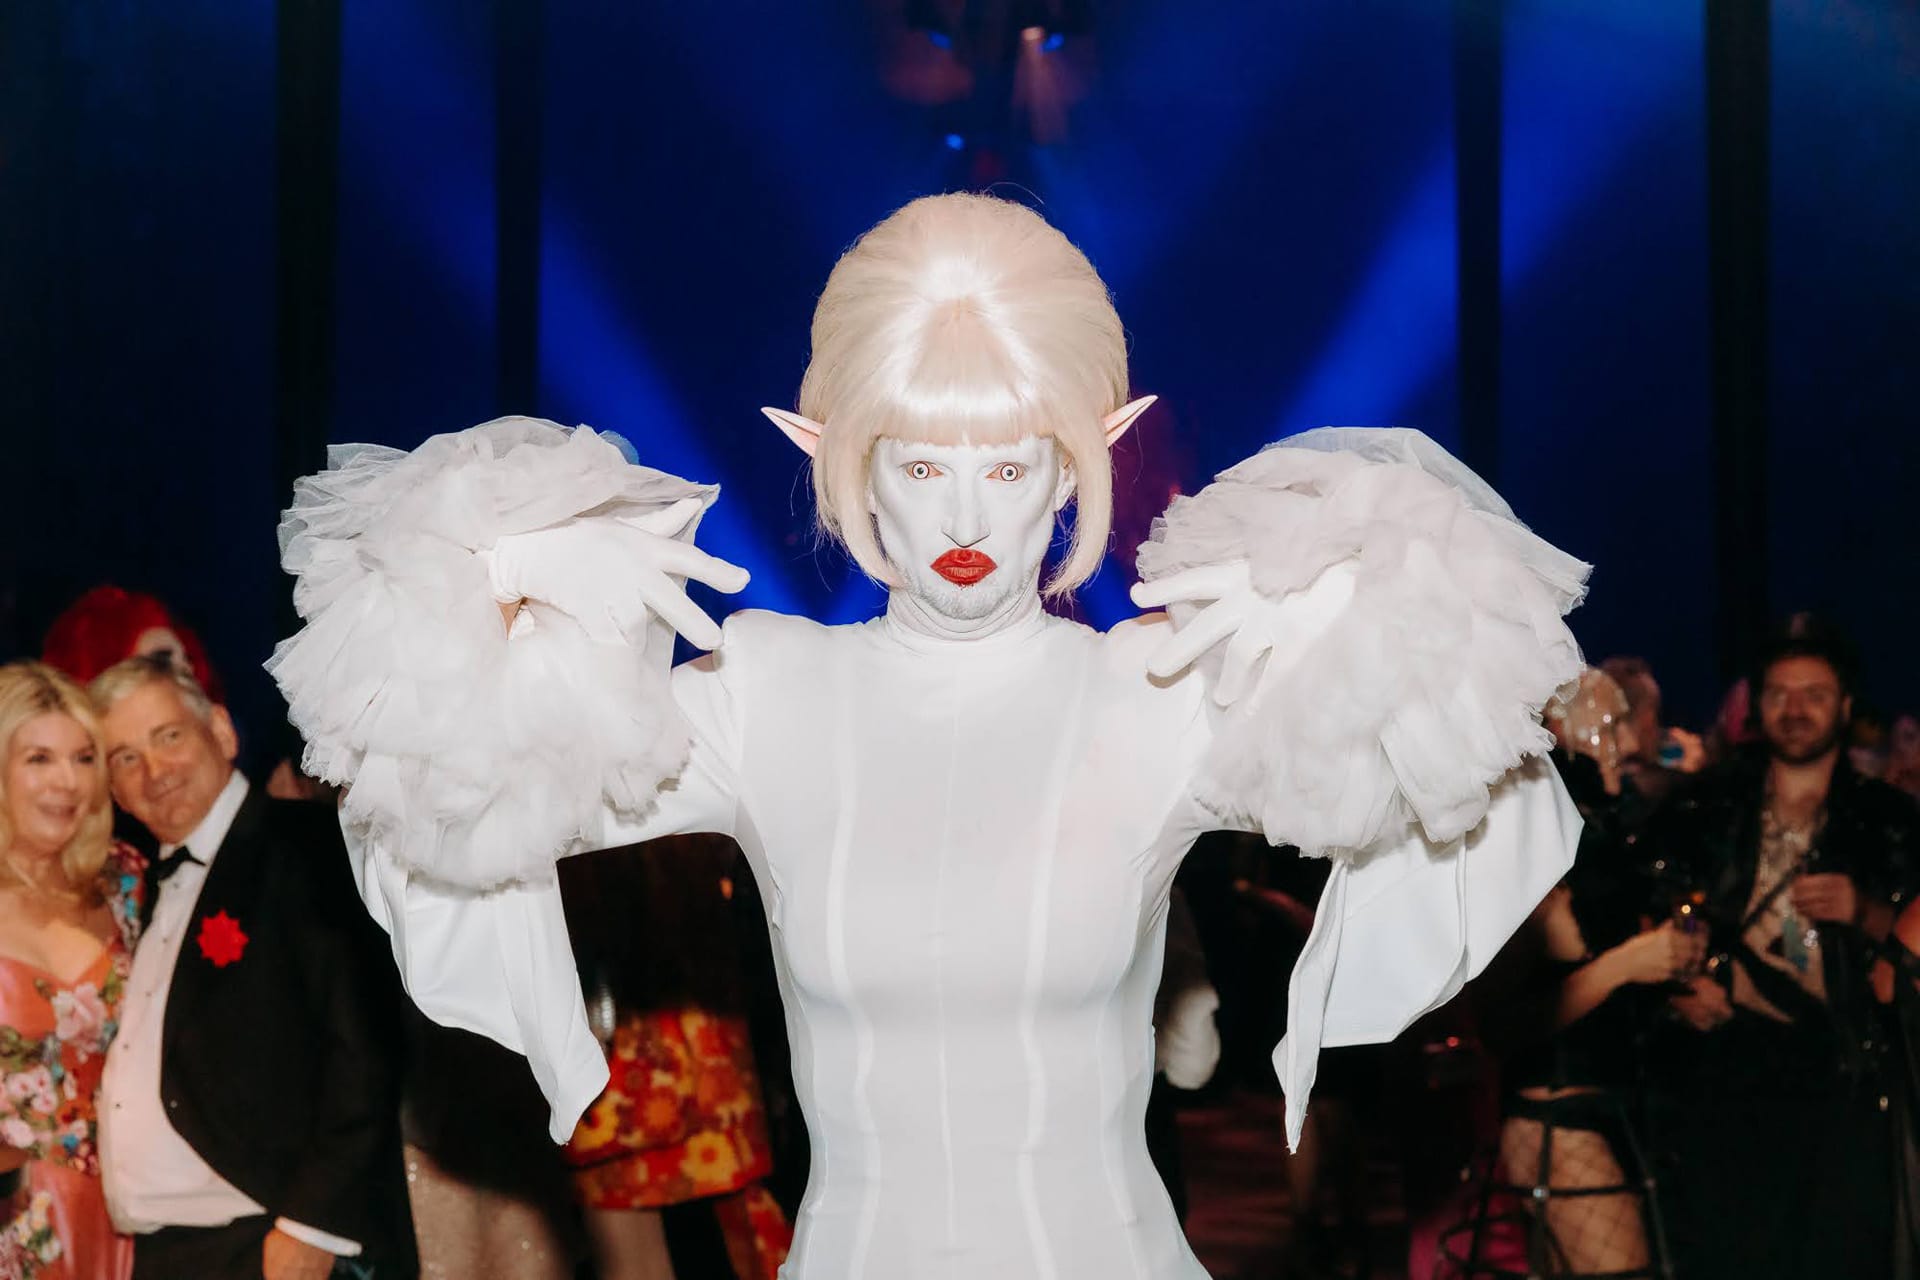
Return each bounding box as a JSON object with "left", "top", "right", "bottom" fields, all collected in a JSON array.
[{"left": 796, "top": 193, "right": 1131, "bottom": 597}]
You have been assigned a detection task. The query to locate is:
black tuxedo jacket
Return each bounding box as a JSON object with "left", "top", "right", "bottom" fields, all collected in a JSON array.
[{"left": 143, "top": 786, "right": 417, "bottom": 1274}]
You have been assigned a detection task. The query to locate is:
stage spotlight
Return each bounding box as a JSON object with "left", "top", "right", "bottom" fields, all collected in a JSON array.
[
  {"left": 1019, "top": 25, "right": 1068, "bottom": 52},
  {"left": 907, "top": 0, "right": 958, "bottom": 49},
  {"left": 944, "top": 132, "right": 966, "bottom": 150},
  {"left": 1010, "top": 0, "right": 1093, "bottom": 39}
]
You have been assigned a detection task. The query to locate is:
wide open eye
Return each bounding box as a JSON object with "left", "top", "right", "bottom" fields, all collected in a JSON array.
[
  {"left": 989, "top": 462, "right": 1026, "bottom": 482},
  {"left": 904, "top": 461, "right": 938, "bottom": 481}
]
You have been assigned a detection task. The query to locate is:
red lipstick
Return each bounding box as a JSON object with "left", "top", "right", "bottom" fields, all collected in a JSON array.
[{"left": 931, "top": 548, "right": 997, "bottom": 585}]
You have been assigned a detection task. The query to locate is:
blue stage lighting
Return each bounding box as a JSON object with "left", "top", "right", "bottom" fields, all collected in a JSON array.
[
  {"left": 929, "top": 30, "right": 952, "bottom": 49},
  {"left": 1042, "top": 31, "right": 1065, "bottom": 52},
  {"left": 944, "top": 132, "right": 966, "bottom": 151}
]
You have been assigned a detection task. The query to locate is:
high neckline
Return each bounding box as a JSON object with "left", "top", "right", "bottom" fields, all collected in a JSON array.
[{"left": 878, "top": 589, "right": 1055, "bottom": 653}]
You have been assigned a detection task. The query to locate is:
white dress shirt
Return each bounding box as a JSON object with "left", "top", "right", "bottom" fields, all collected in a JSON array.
[{"left": 99, "top": 771, "right": 359, "bottom": 1257}]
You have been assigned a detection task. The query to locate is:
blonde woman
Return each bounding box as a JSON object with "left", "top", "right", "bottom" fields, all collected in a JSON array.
[
  {"left": 0, "top": 663, "right": 141, "bottom": 1280},
  {"left": 273, "top": 193, "right": 1587, "bottom": 1277}
]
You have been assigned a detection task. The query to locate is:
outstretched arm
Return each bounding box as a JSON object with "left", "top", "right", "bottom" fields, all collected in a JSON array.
[
  {"left": 1132, "top": 428, "right": 1589, "bottom": 1146},
  {"left": 339, "top": 648, "right": 748, "bottom": 1139},
  {"left": 1275, "top": 759, "right": 1579, "bottom": 1144},
  {"left": 270, "top": 417, "right": 750, "bottom": 1136},
  {"left": 271, "top": 417, "right": 750, "bottom": 888}
]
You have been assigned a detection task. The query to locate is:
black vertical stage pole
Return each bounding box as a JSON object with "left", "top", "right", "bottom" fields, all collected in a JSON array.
[
  {"left": 496, "top": 0, "right": 544, "bottom": 416},
  {"left": 0, "top": 6, "right": 60, "bottom": 653},
  {"left": 274, "top": 0, "right": 341, "bottom": 639},
  {"left": 1454, "top": 0, "right": 1504, "bottom": 486},
  {"left": 1706, "top": 0, "right": 1771, "bottom": 684}
]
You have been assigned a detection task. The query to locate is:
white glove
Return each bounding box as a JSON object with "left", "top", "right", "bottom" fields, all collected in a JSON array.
[
  {"left": 487, "top": 498, "right": 749, "bottom": 649},
  {"left": 1129, "top": 560, "right": 1356, "bottom": 707}
]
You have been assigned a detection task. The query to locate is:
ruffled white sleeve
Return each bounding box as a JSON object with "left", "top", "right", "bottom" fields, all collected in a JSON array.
[
  {"left": 267, "top": 416, "right": 742, "bottom": 1138},
  {"left": 1275, "top": 758, "right": 1579, "bottom": 1142},
  {"left": 268, "top": 416, "right": 720, "bottom": 889},
  {"left": 1135, "top": 427, "right": 1588, "bottom": 1145},
  {"left": 345, "top": 653, "right": 742, "bottom": 1139}
]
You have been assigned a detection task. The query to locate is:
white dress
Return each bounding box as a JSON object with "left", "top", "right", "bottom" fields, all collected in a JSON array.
[{"left": 271, "top": 419, "right": 1586, "bottom": 1280}]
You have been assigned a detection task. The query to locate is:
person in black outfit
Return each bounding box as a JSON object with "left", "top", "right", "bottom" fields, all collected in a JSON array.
[
  {"left": 1455, "top": 668, "right": 1700, "bottom": 1279},
  {"left": 1877, "top": 875, "right": 1920, "bottom": 1275},
  {"left": 92, "top": 656, "right": 416, "bottom": 1280},
  {"left": 1648, "top": 618, "right": 1920, "bottom": 1280}
]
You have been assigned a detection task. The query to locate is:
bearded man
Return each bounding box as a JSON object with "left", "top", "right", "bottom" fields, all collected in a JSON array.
[{"left": 1654, "top": 616, "right": 1920, "bottom": 1280}]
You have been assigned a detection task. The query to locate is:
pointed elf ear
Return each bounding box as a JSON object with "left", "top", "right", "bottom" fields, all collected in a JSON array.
[
  {"left": 1103, "top": 395, "right": 1158, "bottom": 447},
  {"left": 760, "top": 407, "right": 825, "bottom": 458}
]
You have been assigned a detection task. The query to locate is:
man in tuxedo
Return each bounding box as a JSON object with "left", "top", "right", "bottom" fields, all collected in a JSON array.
[{"left": 90, "top": 655, "right": 416, "bottom": 1280}]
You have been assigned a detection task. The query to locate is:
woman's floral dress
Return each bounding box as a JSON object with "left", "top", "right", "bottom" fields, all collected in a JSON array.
[
  {"left": 567, "top": 1007, "right": 792, "bottom": 1280},
  {"left": 0, "top": 846, "right": 142, "bottom": 1280}
]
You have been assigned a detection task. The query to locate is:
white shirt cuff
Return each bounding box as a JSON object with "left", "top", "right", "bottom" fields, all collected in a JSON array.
[{"left": 275, "top": 1217, "right": 363, "bottom": 1258}]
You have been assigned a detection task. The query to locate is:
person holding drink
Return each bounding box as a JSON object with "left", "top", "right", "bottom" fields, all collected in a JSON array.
[
  {"left": 1450, "top": 667, "right": 1702, "bottom": 1278},
  {"left": 1646, "top": 617, "right": 1920, "bottom": 1280}
]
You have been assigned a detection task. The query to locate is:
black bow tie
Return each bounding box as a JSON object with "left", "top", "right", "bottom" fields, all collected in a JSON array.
[{"left": 153, "top": 846, "right": 203, "bottom": 886}]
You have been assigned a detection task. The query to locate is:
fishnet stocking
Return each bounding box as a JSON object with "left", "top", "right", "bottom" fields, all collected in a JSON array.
[{"left": 1499, "top": 1114, "right": 1651, "bottom": 1276}]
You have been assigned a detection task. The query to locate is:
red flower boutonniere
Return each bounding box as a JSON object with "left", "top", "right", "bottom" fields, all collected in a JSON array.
[{"left": 196, "top": 911, "right": 249, "bottom": 967}]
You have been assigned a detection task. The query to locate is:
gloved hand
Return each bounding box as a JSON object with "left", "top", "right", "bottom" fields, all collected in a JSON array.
[
  {"left": 1129, "top": 559, "right": 1357, "bottom": 707},
  {"left": 487, "top": 497, "right": 749, "bottom": 649}
]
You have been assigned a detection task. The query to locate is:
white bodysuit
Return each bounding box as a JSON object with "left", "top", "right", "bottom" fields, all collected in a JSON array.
[
  {"left": 671, "top": 606, "right": 1212, "bottom": 1278},
  {"left": 357, "top": 598, "right": 1575, "bottom": 1280},
  {"left": 279, "top": 420, "right": 1583, "bottom": 1280}
]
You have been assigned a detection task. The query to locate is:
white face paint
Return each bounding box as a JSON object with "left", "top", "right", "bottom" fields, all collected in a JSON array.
[{"left": 868, "top": 436, "right": 1073, "bottom": 629}]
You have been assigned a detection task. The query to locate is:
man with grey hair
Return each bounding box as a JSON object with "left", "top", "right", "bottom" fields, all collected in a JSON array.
[{"left": 91, "top": 656, "right": 415, "bottom": 1280}]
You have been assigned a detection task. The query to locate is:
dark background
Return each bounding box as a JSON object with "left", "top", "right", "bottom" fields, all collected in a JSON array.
[{"left": 4, "top": 0, "right": 1915, "bottom": 759}]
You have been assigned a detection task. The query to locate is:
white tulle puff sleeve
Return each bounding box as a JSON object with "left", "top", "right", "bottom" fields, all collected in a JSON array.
[
  {"left": 1136, "top": 427, "right": 1588, "bottom": 854},
  {"left": 268, "top": 416, "right": 718, "bottom": 891},
  {"left": 1133, "top": 427, "right": 1590, "bottom": 1145},
  {"left": 267, "top": 417, "right": 749, "bottom": 1139}
]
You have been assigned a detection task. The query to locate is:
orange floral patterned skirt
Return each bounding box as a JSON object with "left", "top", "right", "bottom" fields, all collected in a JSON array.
[{"left": 566, "top": 1008, "right": 791, "bottom": 1280}]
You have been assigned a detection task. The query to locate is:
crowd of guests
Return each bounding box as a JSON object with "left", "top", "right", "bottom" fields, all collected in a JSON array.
[
  {"left": 4, "top": 581, "right": 1919, "bottom": 1280},
  {"left": 1260, "top": 615, "right": 1920, "bottom": 1280},
  {"left": 1134, "top": 614, "right": 1920, "bottom": 1280},
  {"left": 1477, "top": 617, "right": 1920, "bottom": 1280},
  {"left": 0, "top": 587, "right": 796, "bottom": 1280}
]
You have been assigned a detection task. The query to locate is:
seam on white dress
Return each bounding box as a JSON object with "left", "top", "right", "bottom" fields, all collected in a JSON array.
[
  {"left": 1015, "top": 649, "right": 1091, "bottom": 1280},
  {"left": 934, "top": 692, "right": 962, "bottom": 1269},
  {"left": 823, "top": 642, "right": 879, "bottom": 1280},
  {"left": 773, "top": 936, "right": 827, "bottom": 1274},
  {"left": 1094, "top": 878, "right": 1151, "bottom": 1280}
]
